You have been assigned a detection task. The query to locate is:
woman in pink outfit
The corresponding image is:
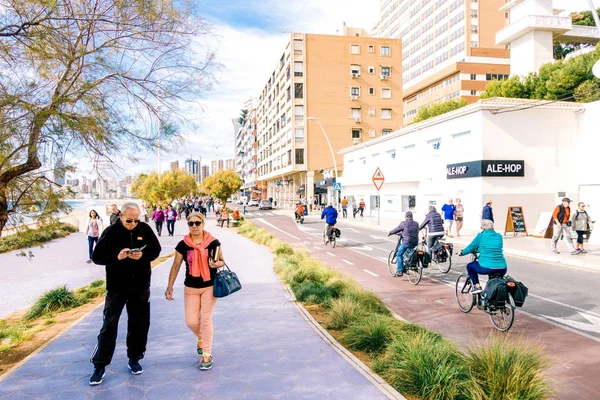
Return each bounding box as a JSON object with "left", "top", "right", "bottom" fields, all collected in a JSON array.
[{"left": 165, "top": 212, "right": 224, "bottom": 371}]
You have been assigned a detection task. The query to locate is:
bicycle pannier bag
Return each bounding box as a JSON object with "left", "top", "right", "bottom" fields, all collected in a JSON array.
[
  {"left": 481, "top": 278, "right": 507, "bottom": 308},
  {"left": 420, "top": 251, "right": 431, "bottom": 268},
  {"left": 506, "top": 276, "right": 528, "bottom": 307},
  {"left": 402, "top": 248, "right": 419, "bottom": 267},
  {"left": 334, "top": 228, "right": 341, "bottom": 238}
]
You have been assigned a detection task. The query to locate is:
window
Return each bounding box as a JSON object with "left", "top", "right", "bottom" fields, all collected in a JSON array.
[
  {"left": 382, "top": 129, "right": 392, "bottom": 135},
  {"left": 380, "top": 46, "right": 391, "bottom": 56},
  {"left": 381, "top": 66, "right": 391, "bottom": 77},
  {"left": 350, "top": 44, "right": 360, "bottom": 54},
  {"left": 369, "top": 108, "right": 375, "bottom": 116},
  {"left": 281, "top": 113, "right": 287, "bottom": 126},
  {"left": 286, "top": 86, "right": 291, "bottom": 101},
  {"left": 294, "top": 83, "right": 303, "bottom": 99},
  {"left": 471, "top": 90, "right": 477, "bottom": 95},
  {"left": 471, "top": 41, "right": 479, "bottom": 48},
  {"left": 381, "top": 88, "right": 392, "bottom": 99},
  {"left": 369, "top": 129, "right": 376, "bottom": 137},
  {"left": 295, "top": 127, "right": 304, "bottom": 142},
  {"left": 387, "top": 149, "right": 396, "bottom": 159},
  {"left": 286, "top": 66, "right": 290, "bottom": 80},
  {"left": 294, "top": 39, "right": 303, "bottom": 55},
  {"left": 294, "top": 62, "right": 303, "bottom": 76},
  {"left": 470, "top": 74, "right": 476, "bottom": 80},
  {"left": 295, "top": 149, "right": 304, "bottom": 164},
  {"left": 471, "top": 25, "right": 478, "bottom": 33},
  {"left": 351, "top": 108, "right": 361, "bottom": 118},
  {"left": 351, "top": 65, "right": 361, "bottom": 76},
  {"left": 294, "top": 105, "right": 304, "bottom": 120},
  {"left": 470, "top": 10, "right": 478, "bottom": 18},
  {"left": 368, "top": 45, "right": 374, "bottom": 53},
  {"left": 368, "top": 66, "right": 375, "bottom": 74},
  {"left": 381, "top": 109, "right": 392, "bottom": 119},
  {"left": 369, "top": 87, "right": 375, "bottom": 95},
  {"left": 351, "top": 87, "right": 360, "bottom": 96},
  {"left": 352, "top": 129, "right": 361, "bottom": 139}
]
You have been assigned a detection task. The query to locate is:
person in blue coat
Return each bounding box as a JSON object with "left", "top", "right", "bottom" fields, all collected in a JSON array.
[
  {"left": 321, "top": 203, "right": 338, "bottom": 243},
  {"left": 482, "top": 199, "right": 494, "bottom": 222},
  {"left": 459, "top": 219, "right": 507, "bottom": 293}
]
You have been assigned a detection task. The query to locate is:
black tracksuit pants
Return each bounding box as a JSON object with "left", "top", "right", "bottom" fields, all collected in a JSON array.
[{"left": 91, "top": 289, "right": 150, "bottom": 367}]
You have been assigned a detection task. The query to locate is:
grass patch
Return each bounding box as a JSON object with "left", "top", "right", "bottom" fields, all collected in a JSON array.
[
  {"left": 237, "top": 220, "right": 553, "bottom": 400},
  {"left": 468, "top": 337, "right": 553, "bottom": 400},
  {"left": 24, "top": 286, "right": 81, "bottom": 321},
  {"left": 0, "top": 222, "right": 78, "bottom": 254},
  {"left": 340, "top": 314, "right": 400, "bottom": 353},
  {"left": 374, "top": 333, "right": 477, "bottom": 400}
]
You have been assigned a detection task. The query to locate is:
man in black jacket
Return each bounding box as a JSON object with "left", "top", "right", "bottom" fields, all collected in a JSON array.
[
  {"left": 388, "top": 211, "right": 419, "bottom": 276},
  {"left": 89, "top": 202, "right": 161, "bottom": 386}
]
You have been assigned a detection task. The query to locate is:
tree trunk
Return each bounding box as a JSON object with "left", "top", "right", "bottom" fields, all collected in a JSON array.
[{"left": 0, "top": 187, "right": 9, "bottom": 238}]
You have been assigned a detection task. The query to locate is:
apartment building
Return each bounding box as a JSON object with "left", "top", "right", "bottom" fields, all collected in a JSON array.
[
  {"left": 211, "top": 159, "right": 224, "bottom": 175},
  {"left": 255, "top": 27, "right": 402, "bottom": 206},
  {"left": 184, "top": 158, "right": 200, "bottom": 182},
  {"left": 373, "top": 0, "right": 510, "bottom": 124},
  {"left": 235, "top": 106, "right": 263, "bottom": 198},
  {"left": 225, "top": 158, "right": 236, "bottom": 170}
]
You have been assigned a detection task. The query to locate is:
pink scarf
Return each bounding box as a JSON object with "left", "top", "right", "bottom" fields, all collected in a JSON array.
[{"left": 183, "top": 231, "right": 216, "bottom": 281}]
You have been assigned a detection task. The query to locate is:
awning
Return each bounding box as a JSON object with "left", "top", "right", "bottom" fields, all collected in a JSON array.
[{"left": 296, "top": 184, "right": 305, "bottom": 195}]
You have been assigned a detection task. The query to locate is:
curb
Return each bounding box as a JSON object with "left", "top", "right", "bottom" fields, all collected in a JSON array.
[{"left": 283, "top": 284, "right": 407, "bottom": 400}]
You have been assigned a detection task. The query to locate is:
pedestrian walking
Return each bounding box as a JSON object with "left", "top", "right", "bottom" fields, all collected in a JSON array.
[
  {"left": 552, "top": 197, "right": 577, "bottom": 255},
  {"left": 482, "top": 199, "right": 494, "bottom": 223},
  {"left": 152, "top": 205, "right": 165, "bottom": 237},
  {"left": 214, "top": 201, "right": 221, "bottom": 217},
  {"left": 109, "top": 204, "right": 121, "bottom": 225},
  {"left": 165, "top": 212, "right": 224, "bottom": 371},
  {"left": 86, "top": 210, "right": 103, "bottom": 263},
  {"left": 571, "top": 202, "right": 593, "bottom": 253},
  {"left": 341, "top": 196, "right": 349, "bottom": 218},
  {"left": 441, "top": 198, "right": 456, "bottom": 237},
  {"left": 352, "top": 199, "right": 358, "bottom": 218},
  {"left": 140, "top": 204, "right": 148, "bottom": 223},
  {"left": 455, "top": 198, "right": 464, "bottom": 237},
  {"left": 88, "top": 202, "right": 161, "bottom": 386},
  {"left": 359, "top": 199, "right": 365, "bottom": 217},
  {"left": 243, "top": 201, "right": 247, "bottom": 215},
  {"left": 166, "top": 205, "right": 178, "bottom": 237},
  {"left": 176, "top": 201, "right": 184, "bottom": 220}
]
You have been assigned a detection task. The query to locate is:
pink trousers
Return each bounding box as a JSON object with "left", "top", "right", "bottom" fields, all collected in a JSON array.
[{"left": 183, "top": 285, "right": 217, "bottom": 354}]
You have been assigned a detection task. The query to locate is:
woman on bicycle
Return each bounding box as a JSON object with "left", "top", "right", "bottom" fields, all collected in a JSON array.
[{"left": 459, "top": 219, "right": 507, "bottom": 294}]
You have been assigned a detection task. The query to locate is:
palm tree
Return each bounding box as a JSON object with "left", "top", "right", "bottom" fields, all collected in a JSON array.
[{"left": 238, "top": 109, "right": 248, "bottom": 126}]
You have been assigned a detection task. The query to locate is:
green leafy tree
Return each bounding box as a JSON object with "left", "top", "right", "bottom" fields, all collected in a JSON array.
[
  {"left": 554, "top": 8, "right": 600, "bottom": 59},
  {"left": 200, "top": 170, "right": 242, "bottom": 204},
  {"left": 131, "top": 170, "right": 197, "bottom": 206},
  {"left": 413, "top": 99, "right": 468, "bottom": 123},
  {"left": 0, "top": 0, "right": 218, "bottom": 236},
  {"left": 238, "top": 109, "right": 249, "bottom": 126},
  {"left": 574, "top": 80, "right": 600, "bottom": 102}
]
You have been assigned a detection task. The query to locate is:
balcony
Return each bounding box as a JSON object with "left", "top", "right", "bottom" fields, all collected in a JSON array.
[{"left": 496, "top": 15, "right": 571, "bottom": 45}]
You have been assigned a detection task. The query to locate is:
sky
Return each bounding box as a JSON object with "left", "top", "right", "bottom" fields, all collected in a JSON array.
[{"left": 74, "top": 0, "right": 600, "bottom": 180}]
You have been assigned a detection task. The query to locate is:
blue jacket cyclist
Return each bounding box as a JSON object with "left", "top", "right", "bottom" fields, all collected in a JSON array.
[
  {"left": 459, "top": 219, "right": 507, "bottom": 293},
  {"left": 321, "top": 203, "right": 338, "bottom": 242},
  {"left": 388, "top": 211, "right": 419, "bottom": 277}
]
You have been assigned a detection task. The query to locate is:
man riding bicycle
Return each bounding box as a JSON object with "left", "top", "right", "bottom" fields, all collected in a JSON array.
[
  {"left": 419, "top": 205, "right": 445, "bottom": 251},
  {"left": 459, "top": 219, "right": 507, "bottom": 294},
  {"left": 321, "top": 202, "right": 338, "bottom": 243},
  {"left": 388, "top": 211, "right": 419, "bottom": 277},
  {"left": 295, "top": 203, "right": 305, "bottom": 220}
]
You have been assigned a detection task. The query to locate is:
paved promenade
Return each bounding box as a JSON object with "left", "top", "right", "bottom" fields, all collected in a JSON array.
[
  {"left": 0, "top": 219, "right": 392, "bottom": 399},
  {"left": 0, "top": 219, "right": 186, "bottom": 319}
]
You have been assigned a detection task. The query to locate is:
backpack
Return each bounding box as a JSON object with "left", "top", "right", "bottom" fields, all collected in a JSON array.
[
  {"left": 334, "top": 228, "right": 341, "bottom": 238},
  {"left": 505, "top": 276, "right": 528, "bottom": 307},
  {"left": 481, "top": 278, "right": 508, "bottom": 309}
]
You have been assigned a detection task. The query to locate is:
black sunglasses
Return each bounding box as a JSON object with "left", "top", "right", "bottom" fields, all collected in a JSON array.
[
  {"left": 187, "top": 221, "right": 203, "bottom": 227},
  {"left": 125, "top": 219, "right": 140, "bottom": 223}
]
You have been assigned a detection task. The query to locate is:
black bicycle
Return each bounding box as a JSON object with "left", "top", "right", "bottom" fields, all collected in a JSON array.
[
  {"left": 387, "top": 234, "right": 424, "bottom": 285},
  {"left": 429, "top": 236, "right": 453, "bottom": 273},
  {"left": 455, "top": 254, "right": 515, "bottom": 332},
  {"left": 323, "top": 225, "right": 336, "bottom": 248}
]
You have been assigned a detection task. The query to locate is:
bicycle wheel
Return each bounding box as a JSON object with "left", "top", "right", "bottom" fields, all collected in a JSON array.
[
  {"left": 455, "top": 274, "right": 474, "bottom": 313},
  {"left": 331, "top": 237, "right": 336, "bottom": 248},
  {"left": 323, "top": 232, "right": 328, "bottom": 245},
  {"left": 489, "top": 293, "right": 515, "bottom": 332},
  {"left": 387, "top": 250, "right": 397, "bottom": 276},
  {"left": 436, "top": 248, "right": 452, "bottom": 273},
  {"left": 406, "top": 260, "right": 423, "bottom": 285}
]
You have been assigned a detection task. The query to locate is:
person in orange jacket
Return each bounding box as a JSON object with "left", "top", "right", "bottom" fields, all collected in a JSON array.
[{"left": 359, "top": 199, "right": 365, "bottom": 217}]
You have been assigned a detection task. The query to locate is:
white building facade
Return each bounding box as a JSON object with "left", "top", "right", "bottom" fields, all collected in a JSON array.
[{"left": 340, "top": 98, "right": 600, "bottom": 234}]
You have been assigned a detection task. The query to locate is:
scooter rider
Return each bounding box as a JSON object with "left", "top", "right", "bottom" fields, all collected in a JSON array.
[{"left": 295, "top": 203, "right": 305, "bottom": 222}]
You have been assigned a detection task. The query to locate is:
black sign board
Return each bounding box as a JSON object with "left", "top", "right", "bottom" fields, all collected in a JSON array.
[
  {"left": 446, "top": 160, "right": 525, "bottom": 179},
  {"left": 315, "top": 177, "right": 336, "bottom": 189},
  {"left": 504, "top": 206, "right": 528, "bottom": 236}
]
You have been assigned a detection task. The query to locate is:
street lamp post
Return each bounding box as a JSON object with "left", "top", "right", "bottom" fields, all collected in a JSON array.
[{"left": 306, "top": 117, "right": 338, "bottom": 208}]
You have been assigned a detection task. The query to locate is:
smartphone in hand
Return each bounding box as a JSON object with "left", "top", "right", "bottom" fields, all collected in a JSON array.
[{"left": 127, "top": 244, "right": 147, "bottom": 255}]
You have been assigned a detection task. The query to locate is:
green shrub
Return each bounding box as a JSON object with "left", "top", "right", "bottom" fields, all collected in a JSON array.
[
  {"left": 291, "top": 280, "right": 336, "bottom": 305},
  {"left": 288, "top": 261, "right": 336, "bottom": 286},
  {"left": 328, "top": 297, "right": 369, "bottom": 330},
  {"left": 74, "top": 279, "right": 106, "bottom": 303},
  {"left": 375, "top": 333, "right": 476, "bottom": 400},
  {"left": 468, "top": 337, "right": 553, "bottom": 400},
  {"left": 274, "top": 242, "right": 295, "bottom": 256},
  {"left": 0, "top": 222, "right": 78, "bottom": 254},
  {"left": 24, "top": 286, "right": 81, "bottom": 321},
  {"left": 343, "top": 287, "right": 391, "bottom": 316},
  {"left": 340, "top": 314, "right": 401, "bottom": 353}
]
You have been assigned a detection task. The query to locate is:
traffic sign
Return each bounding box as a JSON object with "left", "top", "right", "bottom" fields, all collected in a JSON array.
[
  {"left": 372, "top": 167, "right": 384, "bottom": 191},
  {"left": 333, "top": 182, "right": 342, "bottom": 191}
]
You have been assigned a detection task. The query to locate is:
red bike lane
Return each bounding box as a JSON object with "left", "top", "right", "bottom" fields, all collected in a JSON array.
[{"left": 251, "top": 216, "right": 600, "bottom": 399}]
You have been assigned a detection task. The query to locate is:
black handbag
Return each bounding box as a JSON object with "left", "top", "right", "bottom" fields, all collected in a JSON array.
[{"left": 213, "top": 264, "right": 242, "bottom": 298}]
